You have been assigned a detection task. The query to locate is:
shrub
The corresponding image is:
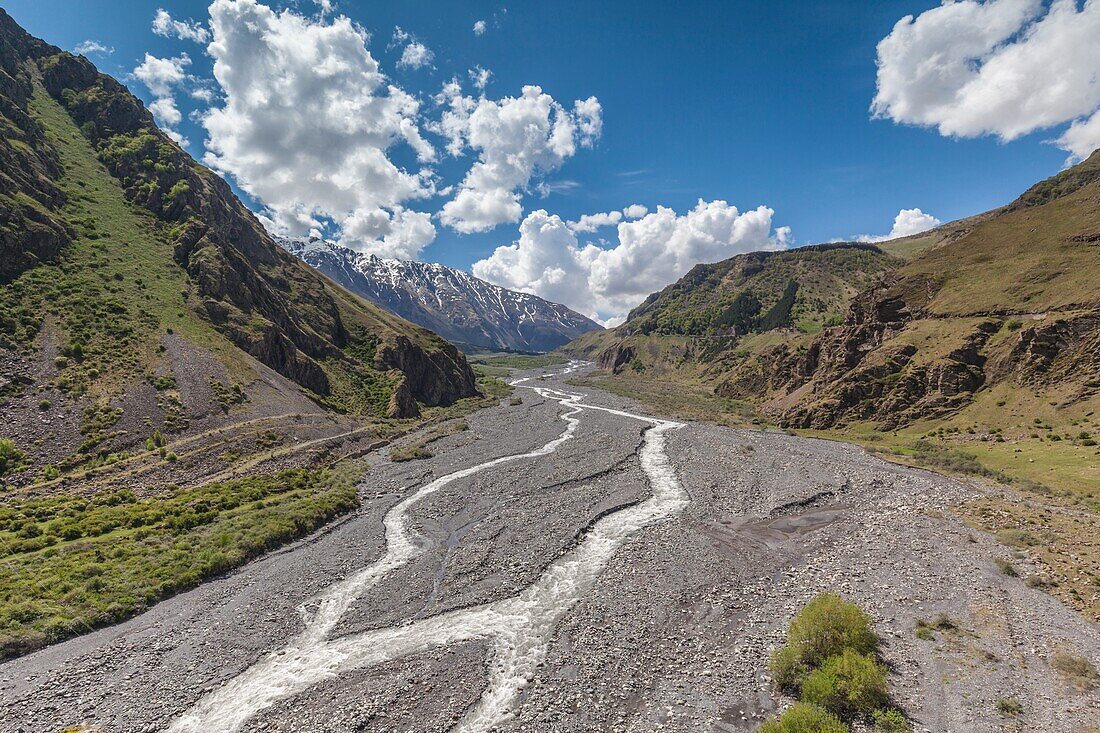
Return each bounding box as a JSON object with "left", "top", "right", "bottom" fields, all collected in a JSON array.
[
  {"left": 0, "top": 439, "right": 28, "bottom": 477},
  {"left": 771, "top": 644, "right": 810, "bottom": 691},
  {"left": 779, "top": 594, "right": 877, "bottom": 679},
  {"left": 872, "top": 708, "right": 910, "bottom": 732},
  {"left": 995, "top": 558, "right": 1019, "bottom": 577},
  {"left": 801, "top": 649, "right": 889, "bottom": 719},
  {"left": 996, "top": 698, "right": 1022, "bottom": 715},
  {"left": 1052, "top": 650, "right": 1099, "bottom": 690},
  {"left": 760, "top": 702, "right": 849, "bottom": 733}
]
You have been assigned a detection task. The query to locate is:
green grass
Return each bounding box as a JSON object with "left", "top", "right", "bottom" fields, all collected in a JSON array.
[
  {"left": 0, "top": 83, "right": 248, "bottom": 400},
  {"left": 468, "top": 352, "right": 567, "bottom": 371},
  {"left": 0, "top": 464, "right": 362, "bottom": 659}
]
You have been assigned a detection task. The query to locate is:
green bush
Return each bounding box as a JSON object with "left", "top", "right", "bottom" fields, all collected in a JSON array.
[
  {"left": 0, "top": 439, "right": 28, "bottom": 477},
  {"left": 771, "top": 594, "right": 877, "bottom": 692},
  {"left": 801, "top": 649, "right": 889, "bottom": 719},
  {"left": 760, "top": 702, "right": 849, "bottom": 733},
  {"left": 872, "top": 708, "right": 911, "bottom": 732}
]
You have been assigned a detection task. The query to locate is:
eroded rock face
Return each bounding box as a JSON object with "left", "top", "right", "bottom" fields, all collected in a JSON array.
[
  {"left": 376, "top": 335, "right": 477, "bottom": 409},
  {"left": 752, "top": 281, "right": 1004, "bottom": 429},
  {"left": 596, "top": 343, "right": 636, "bottom": 374}
]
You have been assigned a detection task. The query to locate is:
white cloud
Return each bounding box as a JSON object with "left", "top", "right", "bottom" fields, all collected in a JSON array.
[
  {"left": 473, "top": 20, "right": 487, "bottom": 36},
  {"left": 74, "top": 40, "right": 113, "bottom": 56},
  {"left": 1057, "top": 110, "right": 1100, "bottom": 163},
  {"left": 398, "top": 41, "right": 433, "bottom": 69},
  {"left": 133, "top": 53, "right": 190, "bottom": 97},
  {"left": 392, "top": 26, "right": 433, "bottom": 70},
  {"left": 857, "top": 208, "right": 941, "bottom": 243},
  {"left": 469, "top": 66, "right": 492, "bottom": 92},
  {"left": 152, "top": 8, "right": 211, "bottom": 43},
  {"left": 437, "top": 84, "right": 603, "bottom": 233},
  {"left": 872, "top": 0, "right": 1100, "bottom": 162},
  {"left": 622, "top": 204, "right": 648, "bottom": 219},
  {"left": 473, "top": 200, "right": 789, "bottom": 323},
  {"left": 148, "top": 97, "right": 183, "bottom": 128},
  {"left": 568, "top": 211, "right": 622, "bottom": 233},
  {"left": 201, "top": 0, "right": 437, "bottom": 258},
  {"left": 132, "top": 53, "right": 192, "bottom": 142}
]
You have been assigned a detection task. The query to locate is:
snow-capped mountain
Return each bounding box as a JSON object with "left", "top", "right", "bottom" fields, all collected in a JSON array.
[{"left": 278, "top": 237, "right": 602, "bottom": 353}]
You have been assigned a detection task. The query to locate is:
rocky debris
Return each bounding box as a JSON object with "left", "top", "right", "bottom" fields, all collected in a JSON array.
[{"left": 0, "top": 367, "right": 1095, "bottom": 732}]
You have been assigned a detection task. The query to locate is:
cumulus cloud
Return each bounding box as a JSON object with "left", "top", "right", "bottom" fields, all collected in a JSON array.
[
  {"left": 392, "top": 26, "right": 433, "bottom": 70},
  {"left": 568, "top": 211, "right": 622, "bottom": 233},
  {"left": 872, "top": 0, "right": 1100, "bottom": 162},
  {"left": 473, "top": 20, "right": 487, "bottom": 35},
  {"left": 152, "top": 8, "right": 211, "bottom": 43},
  {"left": 473, "top": 200, "right": 789, "bottom": 323},
  {"left": 1057, "top": 111, "right": 1100, "bottom": 162},
  {"left": 132, "top": 53, "right": 192, "bottom": 143},
  {"left": 74, "top": 40, "right": 113, "bottom": 56},
  {"left": 398, "top": 42, "right": 433, "bottom": 69},
  {"left": 857, "top": 208, "right": 941, "bottom": 243},
  {"left": 622, "top": 204, "right": 648, "bottom": 219},
  {"left": 133, "top": 53, "right": 190, "bottom": 97},
  {"left": 201, "top": 0, "right": 438, "bottom": 258},
  {"left": 436, "top": 84, "right": 603, "bottom": 233}
]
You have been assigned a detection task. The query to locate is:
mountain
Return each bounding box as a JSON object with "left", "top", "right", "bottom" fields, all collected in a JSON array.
[
  {"left": 567, "top": 150, "right": 1100, "bottom": 433},
  {"left": 0, "top": 5, "right": 484, "bottom": 490},
  {"left": 279, "top": 237, "right": 602, "bottom": 353},
  {"left": 567, "top": 242, "right": 899, "bottom": 379}
]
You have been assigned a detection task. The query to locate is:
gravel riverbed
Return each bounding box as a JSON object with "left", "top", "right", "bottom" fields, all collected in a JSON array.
[{"left": 1, "top": 366, "right": 1097, "bottom": 733}]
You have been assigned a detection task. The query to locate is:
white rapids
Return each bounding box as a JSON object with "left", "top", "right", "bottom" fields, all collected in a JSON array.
[{"left": 167, "top": 364, "right": 685, "bottom": 733}]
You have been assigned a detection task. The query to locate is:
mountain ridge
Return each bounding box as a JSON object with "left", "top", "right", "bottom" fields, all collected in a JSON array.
[{"left": 279, "top": 237, "right": 602, "bottom": 353}]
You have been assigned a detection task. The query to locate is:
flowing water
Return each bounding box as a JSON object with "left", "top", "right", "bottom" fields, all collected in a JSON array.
[{"left": 167, "top": 366, "right": 685, "bottom": 733}]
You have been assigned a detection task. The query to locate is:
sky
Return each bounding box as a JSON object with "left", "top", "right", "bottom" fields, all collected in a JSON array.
[{"left": 5, "top": 0, "right": 1098, "bottom": 325}]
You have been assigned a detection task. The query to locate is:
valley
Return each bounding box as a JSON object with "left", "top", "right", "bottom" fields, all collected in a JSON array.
[{"left": 3, "top": 362, "right": 1097, "bottom": 732}]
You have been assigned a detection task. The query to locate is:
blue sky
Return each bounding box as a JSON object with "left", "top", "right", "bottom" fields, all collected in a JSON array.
[{"left": 5, "top": 0, "right": 1097, "bottom": 323}]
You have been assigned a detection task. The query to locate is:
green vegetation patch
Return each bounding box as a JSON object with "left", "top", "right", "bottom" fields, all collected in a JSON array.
[
  {"left": 0, "top": 83, "right": 241, "bottom": 398},
  {"left": 0, "top": 465, "right": 362, "bottom": 659},
  {"left": 764, "top": 594, "right": 909, "bottom": 732},
  {"left": 0, "top": 439, "right": 30, "bottom": 478}
]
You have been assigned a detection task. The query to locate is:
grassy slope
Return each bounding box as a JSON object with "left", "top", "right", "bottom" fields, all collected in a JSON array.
[
  {"left": 626, "top": 244, "right": 897, "bottom": 336},
  {"left": 0, "top": 84, "right": 250, "bottom": 398}
]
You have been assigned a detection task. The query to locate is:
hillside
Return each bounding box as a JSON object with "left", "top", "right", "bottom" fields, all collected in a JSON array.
[
  {"left": 567, "top": 243, "right": 900, "bottom": 382},
  {"left": 569, "top": 154, "right": 1100, "bottom": 431},
  {"left": 565, "top": 153, "right": 1100, "bottom": 618},
  {"left": 0, "top": 9, "right": 483, "bottom": 657},
  {"left": 280, "top": 237, "right": 601, "bottom": 353}
]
